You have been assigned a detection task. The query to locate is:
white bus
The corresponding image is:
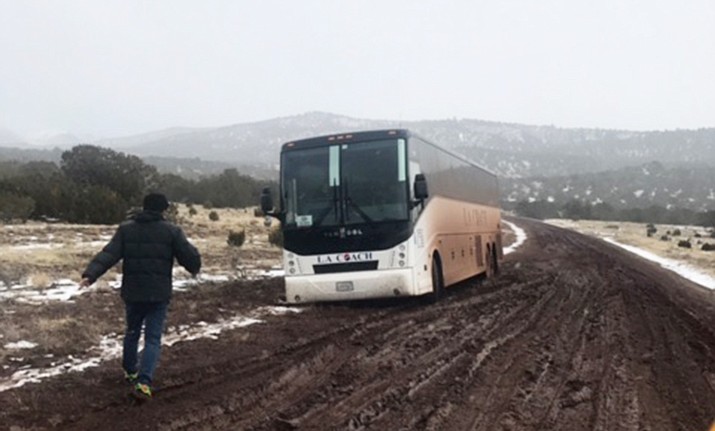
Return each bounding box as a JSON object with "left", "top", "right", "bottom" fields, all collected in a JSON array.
[{"left": 261, "top": 129, "right": 501, "bottom": 303}]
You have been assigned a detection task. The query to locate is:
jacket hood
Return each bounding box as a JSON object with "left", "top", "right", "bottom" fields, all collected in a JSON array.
[{"left": 133, "top": 210, "right": 165, "bottom": 223}]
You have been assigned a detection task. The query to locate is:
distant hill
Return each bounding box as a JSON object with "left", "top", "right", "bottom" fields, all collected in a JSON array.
[
  {"left": 502, "top": 161, "right": 715, "bottom": 211},
  {"left": 3, "top": 112, "right": 714, "bottom": 211},
  {"left": 93, "top": 112, "right": 714, "bottom": 180},
  {"left": 0, "top": 146, "right": 63, "bottom": 163},
  {"left": 0, "top": 128, "right": 25, "bottom": 147}
]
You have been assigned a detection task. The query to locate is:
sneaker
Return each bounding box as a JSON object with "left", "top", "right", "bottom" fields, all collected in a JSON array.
[
  {"left": 124, "top": 370, "right": 139, "bottom": 383},
  {"left": 132, "top": 382, "right": 152, "bottom": 401}
]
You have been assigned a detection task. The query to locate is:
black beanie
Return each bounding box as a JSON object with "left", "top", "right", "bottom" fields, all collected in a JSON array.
[{"left": 143, "top": 193, "right": 170, "bottom": 212}]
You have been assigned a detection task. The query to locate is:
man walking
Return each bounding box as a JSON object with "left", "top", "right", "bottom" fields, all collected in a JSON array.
[{"left": 80, "top": 193, "right": 201, "bottom": 400}]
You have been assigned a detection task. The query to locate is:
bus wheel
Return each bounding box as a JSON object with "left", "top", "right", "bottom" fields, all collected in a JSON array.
[
  {"left": 492, "top": 246, "right": 499, "bottom": 275},
  {"left": 428, "top": 256, "right": 443, "bottom": 303},
  {"left": 485, "top": 248, "right": 494, "bottom": 278}
]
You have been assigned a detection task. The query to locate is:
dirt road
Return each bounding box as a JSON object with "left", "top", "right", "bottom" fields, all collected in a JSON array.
[{"left": 2, "top": 219, "right": 715, "bottom": 430}]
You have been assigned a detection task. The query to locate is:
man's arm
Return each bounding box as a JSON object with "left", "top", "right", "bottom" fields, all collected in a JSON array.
[
  {"left": 173, "top": 227, "right": 202, "bottom": 275},
  {"left": 81, "top": 227, "right": 123, "bottom": 285}
]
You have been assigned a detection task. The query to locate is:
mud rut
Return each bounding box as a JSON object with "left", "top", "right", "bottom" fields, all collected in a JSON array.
[{"left": 2, "top": 219, "right": 715, "bottom": 430}]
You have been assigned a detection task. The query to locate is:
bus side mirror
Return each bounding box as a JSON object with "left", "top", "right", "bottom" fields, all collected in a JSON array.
[
  {"left": 260, "top": 187, "right": 274, "bottom": 214},
  {"left": 414, "top": 174, "right": 429, "bottom": 200}
]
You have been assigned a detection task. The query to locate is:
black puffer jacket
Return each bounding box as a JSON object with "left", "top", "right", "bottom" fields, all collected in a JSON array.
[{"left": 82, "top": 211, "right": 201, "bottom": 302}]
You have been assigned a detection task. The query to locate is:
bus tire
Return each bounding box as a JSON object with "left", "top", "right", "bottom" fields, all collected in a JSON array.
[
  {"left": 492, "top": 245, "right": 499, "bottom": 275},
  {"left": 485, "top": 245, "right": 494, "bottom": 278},
  {"left": 428, "top": 255, "right": 443, "bottom": 303}
]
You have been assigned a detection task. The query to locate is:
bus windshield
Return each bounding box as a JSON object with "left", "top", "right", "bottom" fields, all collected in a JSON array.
[{"left": 282, "top": 138, "right": 408, "bottom": 228}]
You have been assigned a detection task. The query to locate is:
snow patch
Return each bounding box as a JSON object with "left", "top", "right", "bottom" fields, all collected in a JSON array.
[
  {"left": 0, "top": 306, "right": 302, "bottom": 392},
  {"left": 4, "top": 341, "right": 38, "bottom": 350},
  {"left": 502, "top": 221, "right": 527, "bottom": 255},
  {"left": 0, "top": 270, "right": 284, "bottom": 304},
  {"left": 603, "top": 238, "right": 715, "bottom": 290}
]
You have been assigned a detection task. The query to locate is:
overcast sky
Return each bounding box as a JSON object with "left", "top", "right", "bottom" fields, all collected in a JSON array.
[{"left": 1, "top": 0, "right": 714, "bottom": 137}]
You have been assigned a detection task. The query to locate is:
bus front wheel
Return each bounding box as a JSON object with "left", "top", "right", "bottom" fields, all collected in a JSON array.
[{"left": 428, "top": 256, "right": 443, "bottom": 303}]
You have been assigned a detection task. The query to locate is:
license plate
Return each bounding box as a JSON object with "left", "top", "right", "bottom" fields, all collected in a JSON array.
[{"left": 336, "top": 281, "right": 354, "bottom": 292}]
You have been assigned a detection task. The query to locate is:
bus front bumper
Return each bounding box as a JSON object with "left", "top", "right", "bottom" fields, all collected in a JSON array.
[{"left": 285, "top": 268, "right": 415, "bottom": 303}]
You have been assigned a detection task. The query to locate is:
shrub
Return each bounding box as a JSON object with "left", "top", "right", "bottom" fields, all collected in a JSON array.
[
  {"left": 268, "top": 227, "right": 283, "bottom": 247},
  {"left": 188, "top": 206, "right": 198, "bottom": 217},
  {"left": 660, "top": 235, "right": 669, "bottom": 241},
  {"left": 672, "top": 229, "right": 682, "bottom": 236},
  {"left": 164, "top": 203, "right": 182, "bottom": 224},
  {"left": 677, "top": 240, "right": 691, "bottom": 249},
  {"left": 0, "top": 192, "right": 35, "bottom": 223},
  {"left": 209, "top": 211, "right": 219, "bottom": 221},
  {"left": 253, "top": 207, "right": 264, "bottom": 217},
  {"left": 227, "top": 229, "right": 246, "bottom": 247},
  {"left": 702, "top": 243, "right": 715, "bottom": 251}
]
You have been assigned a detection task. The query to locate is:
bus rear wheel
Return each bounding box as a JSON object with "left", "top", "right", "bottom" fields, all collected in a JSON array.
[
  {"left": 485, "top": 247, "right": 495, "bottom": 278},
  {"left": 485, "top": 245, "right": 498, "bottom": 278},
  {"left": 492, "top": 246, "right": 499, "bottom": 275}
]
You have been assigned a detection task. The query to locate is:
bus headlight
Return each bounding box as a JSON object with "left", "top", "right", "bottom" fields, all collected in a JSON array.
[{"left": 399, "top": 260, "right": 405, "bottom": 267}]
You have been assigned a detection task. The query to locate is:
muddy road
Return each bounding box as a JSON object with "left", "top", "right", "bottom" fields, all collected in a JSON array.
[{"left": 2, "top": 219, "right": 715, "bottom": 430}]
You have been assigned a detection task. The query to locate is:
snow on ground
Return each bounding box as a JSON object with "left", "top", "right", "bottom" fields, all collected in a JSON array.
[
  {"left": 0, "top": 306, "right": 302, "bottom": 392},
  {"left": 603, "top": 238, "right": 715, "bottom": 290},
  {"left": 4, "top": 341, "right": 38, "bottom": 350},
  {"left": 503, "top": 220, "right": 527, "bottom": 255},
  {"left": 0, "top": 269, "right": 285, "bottom": 304}
]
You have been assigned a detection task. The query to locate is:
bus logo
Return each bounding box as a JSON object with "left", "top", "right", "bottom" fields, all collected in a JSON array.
[{"left": 317, "top": 252, "right": 374, "bottom": 264}]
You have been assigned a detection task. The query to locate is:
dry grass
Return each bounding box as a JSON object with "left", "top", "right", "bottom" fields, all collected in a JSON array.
[
  {"left": 27, "top": 272, "right": 52, "bottom": 289},
  {"left": 1, "top": 294, "right": 124, "bottom": 361},
  {"left": 0, "top": 205, "right": 281, "bottom": 286}
]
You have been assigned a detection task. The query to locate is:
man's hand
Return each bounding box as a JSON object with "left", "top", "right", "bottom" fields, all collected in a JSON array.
[{"left": 79, "top": 278, "right": 92, "bottom": 288}]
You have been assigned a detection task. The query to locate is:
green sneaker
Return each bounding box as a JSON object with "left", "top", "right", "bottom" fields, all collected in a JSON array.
[
  {"left": 132, "top": 382, "right": 152, "bottom": 401},
  {"left": 124, "top": 370, "right": 138, "bottom": 383}
]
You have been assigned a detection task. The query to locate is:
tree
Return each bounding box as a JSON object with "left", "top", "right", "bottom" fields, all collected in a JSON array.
[
  {"left": 561, "top": 199, "right": 592, "bottom": 220},
  {"left": 698, "top": 210, "right": 715, "bottom": 228},
  {"left": 0, "top": 191, "right": 35, "bottom": 223},
  {"left": 61, "top": 145, "right": 158, "bottom": 206},
  {"left": 514, "top": 200, "right": 559, "bottom": 220}
]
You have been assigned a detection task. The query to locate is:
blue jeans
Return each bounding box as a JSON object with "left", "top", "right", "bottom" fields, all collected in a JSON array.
[{"left": 122, "top": 301, "right": 169, "bottom": 386}]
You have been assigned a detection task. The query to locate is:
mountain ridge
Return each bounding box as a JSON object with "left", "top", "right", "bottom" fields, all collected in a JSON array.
[{"left": 2, "top": 112, "right": 713, "bottom": 211}]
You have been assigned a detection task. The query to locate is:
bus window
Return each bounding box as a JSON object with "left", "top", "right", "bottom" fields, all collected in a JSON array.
[{"left": 341, "top": 139, "right": 408, "bottom": 225}]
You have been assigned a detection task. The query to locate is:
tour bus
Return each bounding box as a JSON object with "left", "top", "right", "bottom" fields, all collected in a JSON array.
[{"left": 261, "top": 129, "right": 501, "bottom": 303}]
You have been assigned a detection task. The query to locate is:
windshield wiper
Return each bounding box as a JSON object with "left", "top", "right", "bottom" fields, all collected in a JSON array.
[{"left": 344, "top": 180, "right": 372, "bottom": 223}]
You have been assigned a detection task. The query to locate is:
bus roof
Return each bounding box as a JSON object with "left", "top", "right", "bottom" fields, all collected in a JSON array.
[{"left": 281, "top": 129, "right": 410, "bottom": 151}]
